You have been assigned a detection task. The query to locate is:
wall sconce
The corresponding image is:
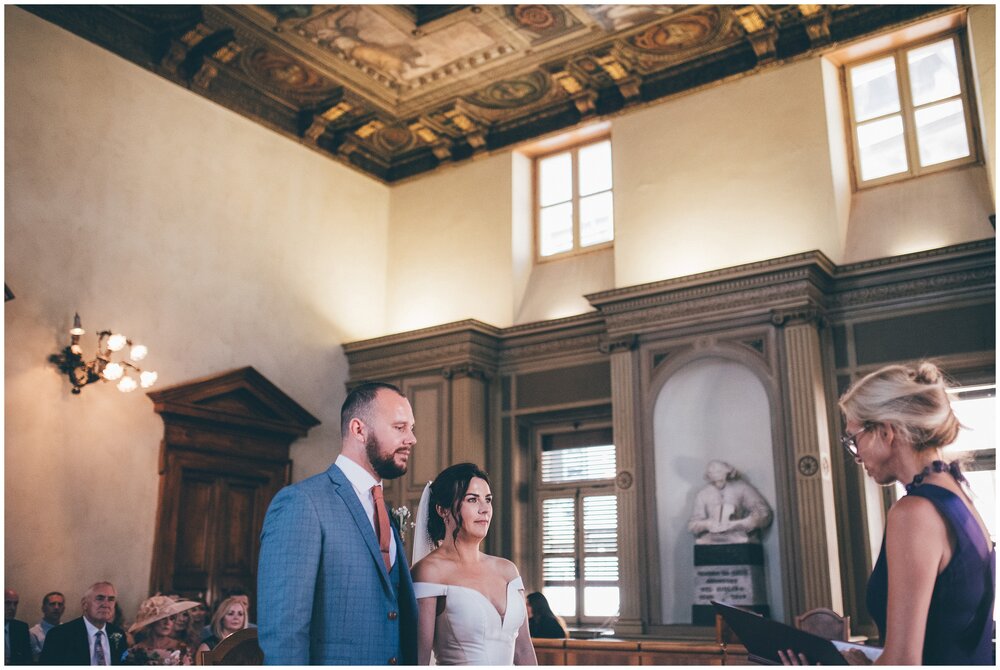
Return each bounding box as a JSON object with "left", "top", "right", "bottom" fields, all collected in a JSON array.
[{"left": 49, "top": 313, "right": 158, "bottom": 394}]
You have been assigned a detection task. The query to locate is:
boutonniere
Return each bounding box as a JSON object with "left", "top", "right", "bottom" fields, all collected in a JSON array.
[
  {"left": 391, "top": 505, "right": 414, "bottom": 545},
  {"left": 108, "top": 632, "right": 123, "bottom": 646}
]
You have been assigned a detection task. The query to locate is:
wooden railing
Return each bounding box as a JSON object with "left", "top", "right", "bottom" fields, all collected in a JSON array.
[{"left": 532, "top": 638, "right": 751, "bottom": 665}]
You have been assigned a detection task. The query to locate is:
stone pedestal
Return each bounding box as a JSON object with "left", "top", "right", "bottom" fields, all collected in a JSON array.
[{"left": 691, "top": 544, "right": 769, "bottom": 625}]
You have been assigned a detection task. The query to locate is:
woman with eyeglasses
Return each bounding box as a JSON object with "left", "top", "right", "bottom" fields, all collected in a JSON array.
[{"left": 780, "top": 362, "right": 994, "bottom": 665}]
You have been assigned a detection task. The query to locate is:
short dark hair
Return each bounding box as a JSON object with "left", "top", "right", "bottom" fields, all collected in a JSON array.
[
  {"left": 42, "top": 592, "right": 64, "bottom": 606},
  {"left": 427, "top": 462, "right": 491, "bottom": 545},
  {"left": 341, "top": 381, "right": 404, "bottom": 438}
]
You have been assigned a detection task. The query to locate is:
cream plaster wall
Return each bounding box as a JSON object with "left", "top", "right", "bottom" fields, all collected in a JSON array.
[
  {"left": 843, "top": 166, "right": 994, "bottom": 262},
  {"left": 385, "top": 155, "right": 514, "bottom": 332},
  {"left": 612, "top": 58, "right": 845, "bottom": 288},
  {"left": 5, "top": 7, "right": 389, "bottom": 621},
  {"left": 968, "top": 5, "right": 996, "bottom": 201}
]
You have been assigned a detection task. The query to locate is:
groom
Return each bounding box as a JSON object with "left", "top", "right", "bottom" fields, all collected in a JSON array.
[{"left": 258, "top": 382, "right": 419, "bottom": 665}]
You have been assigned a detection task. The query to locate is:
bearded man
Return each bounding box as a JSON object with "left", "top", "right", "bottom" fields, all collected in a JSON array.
[{"left": 257, "top": 382, "right": 418, "bottom": 665}]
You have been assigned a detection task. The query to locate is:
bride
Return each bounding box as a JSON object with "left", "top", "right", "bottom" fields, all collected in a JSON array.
[{"left": 411, "top": 462, "right": 538, "bottom": 665}]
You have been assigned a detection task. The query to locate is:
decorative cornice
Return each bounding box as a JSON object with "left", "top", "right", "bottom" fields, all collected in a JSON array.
[
  {"left": 24, "top": 4, "right": 953, "bottom": 182},
  {"left": 587, "top": 250, "right": 836, "bottom": 311},
  {"left": 343, "top": 241, "right": 994, "bottom": 381}
]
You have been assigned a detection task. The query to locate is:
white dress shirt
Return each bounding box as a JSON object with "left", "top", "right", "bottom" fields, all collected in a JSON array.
[
  {"left": 82, "top": 617, "right": 110, "bottom": 665},
  {"left": 336, "top": 454, "right": 396, "bottom": 567}
]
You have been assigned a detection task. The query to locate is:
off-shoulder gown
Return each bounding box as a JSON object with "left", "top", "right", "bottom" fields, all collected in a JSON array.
[{"left": 413, "top": 577, "right": 527, "bottom": 665}]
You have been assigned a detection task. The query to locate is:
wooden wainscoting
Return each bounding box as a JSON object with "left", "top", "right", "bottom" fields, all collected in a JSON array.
[{"left": 532, "top": 638, "right": 750, "bottom": 665}]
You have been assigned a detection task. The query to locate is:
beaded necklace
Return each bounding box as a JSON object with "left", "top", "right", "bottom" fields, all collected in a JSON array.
[{"left": 904, "top": 460, "right": 966, "bottom": 494}]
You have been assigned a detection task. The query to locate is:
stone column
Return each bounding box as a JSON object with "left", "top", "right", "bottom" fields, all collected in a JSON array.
[
  {"left": 774, "top": 308, "right": 843, "bottom": 616},
  {"left": 605, "top": 336, "right": 644, "bottom": 635}
]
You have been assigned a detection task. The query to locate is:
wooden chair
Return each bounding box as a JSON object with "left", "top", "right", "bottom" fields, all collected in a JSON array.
[
  {"left": 794, "top": 607, "right": 850, "bottom": 641},
  {"left": 196, "top": 627, "right": 264, "bottom": 665}
]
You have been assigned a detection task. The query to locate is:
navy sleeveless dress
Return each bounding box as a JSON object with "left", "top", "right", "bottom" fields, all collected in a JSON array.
[{"left": 867, "top": 484, "right": 995, "bottom": 665}]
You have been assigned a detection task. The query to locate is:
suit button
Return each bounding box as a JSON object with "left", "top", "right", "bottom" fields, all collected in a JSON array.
[
  {"left": 389, "top": 657, "right": 398, "bottom": 665},
  {"left": 388, "top": 611, "right": 398, "bottom": 621}
]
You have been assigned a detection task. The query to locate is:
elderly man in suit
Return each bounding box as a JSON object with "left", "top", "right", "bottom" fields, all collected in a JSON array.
[
  {"left": 5, "top": 588, "right": 32, "bottom": 665},
  {"left": 258, "top": 381, "right": 418, "bottom": 665},
  {"left": 40, "top": 582, "right": 128, "bottom": 665}
]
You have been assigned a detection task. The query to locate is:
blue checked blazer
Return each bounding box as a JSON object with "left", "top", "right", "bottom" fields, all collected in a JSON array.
[{"left": 257, "top": 463, "right": 418, "bottom": 665}]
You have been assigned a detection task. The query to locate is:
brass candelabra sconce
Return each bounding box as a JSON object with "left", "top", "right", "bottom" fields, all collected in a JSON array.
[{"left": 49, "top": 313, "right": 157, "bottom": 394}]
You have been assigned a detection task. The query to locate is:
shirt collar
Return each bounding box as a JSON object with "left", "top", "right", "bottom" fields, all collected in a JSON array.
[
  {"left": 336, "top": 454, "right": 381, "bottom": 494},
  {"left": 82, "top": 617, "right": 106, "bottom": 637}
]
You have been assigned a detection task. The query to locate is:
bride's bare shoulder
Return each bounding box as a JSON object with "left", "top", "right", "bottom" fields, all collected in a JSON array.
[
  {"left": 487, "top": 555, "right": 521, "bottom": 583},
  {"left": 411, "top": 551, "right": 450, "bottom": 582}
]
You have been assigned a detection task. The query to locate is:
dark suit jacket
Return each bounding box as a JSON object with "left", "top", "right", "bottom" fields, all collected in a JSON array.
[
  {"left": 6, "top": 618, "right": 32, "bottom": 665},
  {"left": 39, "top": 617, "right": 127, "bottom": 665}
]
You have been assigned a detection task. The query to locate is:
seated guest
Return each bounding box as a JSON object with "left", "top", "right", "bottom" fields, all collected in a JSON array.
[
  {"left": 526, "top": 592, "right": 569, "bottom": 639},
  {"left": 5, "top": 588, "right": 32, "bottom": 665},
  {"left": 166, "top": 596, "right": 201, "bottom": 650},
  {"left": 40, "top": 582, "right": 129, "bottom": 665},
  {"left": 124, "top": 595, "right": 198, "bottom": 666},
  {"left": 29, "top": 591, "right": 65, "bottom": 661},
  {"left": 185, "top": 601, "right": 208, "bottom": 642},
  {"left": 196, "top": 596, "right": 248, "bottom": 654},
  {"left": 199, "top": 587, "right": 255, "bottom": 641}
]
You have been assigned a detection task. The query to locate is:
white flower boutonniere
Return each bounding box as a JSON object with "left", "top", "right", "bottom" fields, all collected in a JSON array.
[
  {"left": 391, "top": 505, "right": 414, "bottom": 545},
  {"left": 108, "top": 632, "right": 123, "bottom": 647}
]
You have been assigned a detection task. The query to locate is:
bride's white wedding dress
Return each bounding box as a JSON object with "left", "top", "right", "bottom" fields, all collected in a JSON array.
[{"left": 413, "top": 577, "right": 527, "bottom": 665}]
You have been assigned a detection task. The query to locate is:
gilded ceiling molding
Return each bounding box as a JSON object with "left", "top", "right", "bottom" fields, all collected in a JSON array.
[{"left": 24, "top": 4, "right": 954, "bottom": 182}]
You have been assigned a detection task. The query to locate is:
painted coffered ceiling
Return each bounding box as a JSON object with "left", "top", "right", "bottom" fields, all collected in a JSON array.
[{"left": 26, "top": 4, "right": 950, "bottom": 183}]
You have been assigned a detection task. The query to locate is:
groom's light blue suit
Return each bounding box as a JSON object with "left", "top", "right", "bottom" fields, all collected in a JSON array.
[{"left": 257, "top": 462, "right": 418, "bottom": 665}]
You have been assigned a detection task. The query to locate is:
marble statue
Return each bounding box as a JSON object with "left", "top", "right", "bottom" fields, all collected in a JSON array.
[{"left": 688, "top": 460, "right": 773, "bottom": 545}]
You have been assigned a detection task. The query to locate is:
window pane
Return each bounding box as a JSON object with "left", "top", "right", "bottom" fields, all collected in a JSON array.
[
  {"left": 543, "top": 586, "right": 576, "bottom": 618},
  {"left": 850, "top": 56, "right": 901, "bottom": 122},
  {"left": 915, "top": 99, "right": 970, "bottom": 167},
  {"left": 542, "top": 444, "right": 616, "bottom": 483},
  {"left": 578, "top": 140, "right": 612, "bottom": 196},
  {"left": 583, "top": 495, "right": 618, "bottom": 554},
  {"left": 579, "top": 192, "right": 614, "bottom": 248},
  {"left": 539, "top": 202, "right": 573, "bottom": 256},
  {"left": 584, "top": 555, "right": 619, "bottom": 581},
  {"left": 856, "top": 115, "right": 908, "bottom": 181},
  {"left": 583, "top": 586, "right": 619, "bottom": 618},
  {"left": 908, "top": 39, "right": 961, "bottom": 106},
  {"left": 539, "top": 152, "right": 572, "bottom": 207},
  {"left": 543, "top": 556, "right": 577, "bottom": 582},
  {"left": 542, "top": 497, "right": 575, "bottom": 553}
]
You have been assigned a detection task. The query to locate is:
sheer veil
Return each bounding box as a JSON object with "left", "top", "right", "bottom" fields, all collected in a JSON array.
[{"left": 411, "top": 481, "right": 436, "bottom": 565}]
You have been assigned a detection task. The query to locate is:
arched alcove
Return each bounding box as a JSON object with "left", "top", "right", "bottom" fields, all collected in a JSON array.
[{"left": 652, "top": 356, "right": 783, "bottom": 624}]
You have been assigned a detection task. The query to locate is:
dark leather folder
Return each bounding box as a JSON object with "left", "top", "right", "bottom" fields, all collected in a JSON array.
[{"left": 711, "top": 601, "right": 849, "bottom": 665}]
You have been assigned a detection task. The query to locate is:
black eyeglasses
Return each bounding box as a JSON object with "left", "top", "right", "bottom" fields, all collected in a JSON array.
[{"left": 840, "top": 423, "right": 873, "bottom": 458}]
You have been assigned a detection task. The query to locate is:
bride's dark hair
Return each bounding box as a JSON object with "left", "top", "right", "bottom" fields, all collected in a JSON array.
[{"left": 427, "top": 462, "right": 491, "bottom": 545}]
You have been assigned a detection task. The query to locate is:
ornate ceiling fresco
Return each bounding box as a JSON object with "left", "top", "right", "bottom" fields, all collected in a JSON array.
[{"left": 26, "top": 4, "right": 950, "bottom": 182}]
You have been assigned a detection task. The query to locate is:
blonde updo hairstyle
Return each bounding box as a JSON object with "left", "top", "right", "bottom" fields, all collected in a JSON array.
[{"left": 838, "top": 362, "right": 962, "bottom": 452}]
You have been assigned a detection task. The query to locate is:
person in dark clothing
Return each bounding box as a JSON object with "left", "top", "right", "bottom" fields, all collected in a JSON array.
[{"left": 526, "top": 592, "right": 569, "bottom": 639}]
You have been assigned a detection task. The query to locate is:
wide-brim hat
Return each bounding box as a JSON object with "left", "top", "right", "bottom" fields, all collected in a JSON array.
[{"left": 128, "top": 595, "right": 199, "bottom": 633}]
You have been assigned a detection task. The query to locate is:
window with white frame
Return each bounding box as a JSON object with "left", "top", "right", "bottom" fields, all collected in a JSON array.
[
  {"left": 893, "top": 383, "right": 996, "bottom": 541},
  {"left": 537, "top": 427, "right": 620, "bottom": 625},
  {"left": 846, "top": 32, "right": 977, "bottom": 186},
  {"left": 535, "top": 138, "right": 614, "bottom": 259}
]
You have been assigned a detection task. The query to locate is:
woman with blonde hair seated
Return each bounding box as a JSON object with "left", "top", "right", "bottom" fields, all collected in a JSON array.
[
  {"left": 196, "top": 596, "right": 248, "bottom": 654},
  {"left": 125, "top": 595, "right": 199, "bottom": 665}
]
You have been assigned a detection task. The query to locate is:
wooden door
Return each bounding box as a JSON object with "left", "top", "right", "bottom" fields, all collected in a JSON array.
[
  {"left": 163, "top": 450, "right": 286, "bottom": 609},
  {"left": 147, "top": 367, "right": 320, "bottom": 611}
]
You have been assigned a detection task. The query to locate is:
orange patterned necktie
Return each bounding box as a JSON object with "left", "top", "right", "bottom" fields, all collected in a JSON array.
[{"left": 371, "top": 484, "right": 392, "bottom": 572}]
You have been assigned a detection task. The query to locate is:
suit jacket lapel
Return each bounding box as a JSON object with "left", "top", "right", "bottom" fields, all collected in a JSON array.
[{"left": 327, "top": 464, "right": 394, "bottom": 593}]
